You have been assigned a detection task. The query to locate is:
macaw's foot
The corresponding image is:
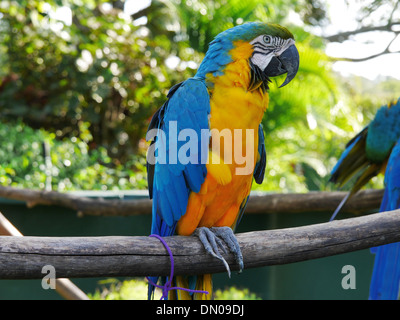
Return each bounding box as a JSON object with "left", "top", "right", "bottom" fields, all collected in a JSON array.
[{"left": 194, "top": 226, "right": 244, "bottom": 277}]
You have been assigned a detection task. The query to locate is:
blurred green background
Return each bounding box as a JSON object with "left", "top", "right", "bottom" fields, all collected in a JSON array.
[{"left": 1, "top": 0, "right": 400, "bottom": 193}]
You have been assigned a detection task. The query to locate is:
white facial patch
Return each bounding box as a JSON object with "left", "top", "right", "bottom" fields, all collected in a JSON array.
[
  {"left": 275, "top": 38, "right": 295, "bottom": 55},
  {"left": 249, "top": 35, "right": 295, "bottom": 71}
]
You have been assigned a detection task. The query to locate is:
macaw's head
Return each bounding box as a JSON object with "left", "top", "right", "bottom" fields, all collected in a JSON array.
[{"left": 196, "top": 22, "right": 299, "bottom": 91}]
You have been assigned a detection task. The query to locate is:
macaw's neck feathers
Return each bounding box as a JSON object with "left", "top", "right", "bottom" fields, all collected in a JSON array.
[
  {"left": 249, "top": 60, "right": 271, "bottom": 92},
  {"left": 197, "top": 35, "right": 270, "bottom": 93},
  {"left": 196, "top": 37, "right": 235, "bottom": 79}
]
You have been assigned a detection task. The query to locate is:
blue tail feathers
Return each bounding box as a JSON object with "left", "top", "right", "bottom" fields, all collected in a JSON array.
[{"left": 369, "top": 242, "right": 400, "bottom": 300}]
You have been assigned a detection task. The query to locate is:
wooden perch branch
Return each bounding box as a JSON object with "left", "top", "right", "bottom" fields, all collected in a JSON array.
[
  {"left": 0, "top": 185, "right": 151, "bottom": 216},
  {"left": 1, "top": 208, "right": 399, "bottom": 279},
  {"left": 245, "top": 189, "right": 383, "bottom": 214},
  {"left": 0, "top": 185, "right": 383, "bottom": 216},
  {"left": 0, "top": 211, "right": 89, "bottom": 300}
]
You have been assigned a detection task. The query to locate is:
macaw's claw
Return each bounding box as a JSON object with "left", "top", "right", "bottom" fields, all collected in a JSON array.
[{"left": 194, "top": 226, "right": 244, "bottom": 277}]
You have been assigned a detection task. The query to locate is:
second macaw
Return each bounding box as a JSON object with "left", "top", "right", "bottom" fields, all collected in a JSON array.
[
  {"left": 146, "top": 22, "right": 299, "bottom": 300},
  {"left": 329, "top": 98, "right": 400, "bottom": 299}
]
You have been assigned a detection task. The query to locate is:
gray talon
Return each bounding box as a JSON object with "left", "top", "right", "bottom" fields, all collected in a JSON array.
[
  {"left": 195, "top": 227, "right": 231, "bottom": 277},
  {"left": 195, "top": 226, "right": 244, "bottom": 277}
]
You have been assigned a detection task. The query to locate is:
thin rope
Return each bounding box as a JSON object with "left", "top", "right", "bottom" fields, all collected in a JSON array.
[{"left": 146, "top": 234, "right": 209, "bottom": 300}]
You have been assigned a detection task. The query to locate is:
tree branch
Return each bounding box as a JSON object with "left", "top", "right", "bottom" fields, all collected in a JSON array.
[
  {"left": 324, "top": 22, "right": 400, "bottom": 42},
  {"left": 330, "top": 32, "right": 400, "bottom": 62},
  {"left": 0, "top": 185, "right": 383, "bottom": 216},
  {"left": 0, "top": 185, "right": 151, "bottom": 216},
  {"left": 0, "top": 208, "right": 399, "bottom": 279},
  {"left": 245, "top": 189, "right": 382, "bottom": 214},
  {"left": 331, "top": 49, "right": 400, "bottom": 63}
]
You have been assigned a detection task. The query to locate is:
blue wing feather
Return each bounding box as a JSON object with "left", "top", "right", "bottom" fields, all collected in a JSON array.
[
  {"left": 369, "top": 139, "right": 400, "bottom": 300},
  {"left": 330, "top": 126, "right": 368, "bottom": 180},
  {"left": 147, "top": 78, "right": 210, "bottom": 299},
  {"left": 148, "top": 78, "right": 210, "bottom": 236}
]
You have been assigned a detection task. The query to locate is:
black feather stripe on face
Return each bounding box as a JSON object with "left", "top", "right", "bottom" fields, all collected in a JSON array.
[{"left": 249, "top": 60, "right": 270, "bottom": 93}]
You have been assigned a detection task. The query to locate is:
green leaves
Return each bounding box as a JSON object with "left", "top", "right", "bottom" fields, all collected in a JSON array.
[
  {"left": 0, "top": 120, "right": 147, "bottom": 191},
  {"left": 0, "top": 0, "right": 389, "bottom": 194},
  {"left": 0, "top": 0, "right": 198, "bottom": 163}
]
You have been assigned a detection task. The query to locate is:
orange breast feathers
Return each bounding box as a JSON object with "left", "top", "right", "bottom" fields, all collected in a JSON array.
[{"left": 176, "top": 41, "right": 269, "bottom": 236}]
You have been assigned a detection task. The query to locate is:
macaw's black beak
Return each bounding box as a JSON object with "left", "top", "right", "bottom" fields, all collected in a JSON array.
[{"left": 263, "top": 44, "right": 299, "bottom": 88}]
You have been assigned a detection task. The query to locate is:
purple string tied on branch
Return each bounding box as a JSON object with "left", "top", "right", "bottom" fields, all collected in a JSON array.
[{"left": 146, "top": 233, "right": 209, "bottom": 300}]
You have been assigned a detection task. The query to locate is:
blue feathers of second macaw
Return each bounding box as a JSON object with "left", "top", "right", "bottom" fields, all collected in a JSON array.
[
  {"left": 368, "top": 99, "right": 400, "bottom": 300},
  {"left": 366, "top": 98, "right": 400, "bottom": 163},
  {"left": 329, "top": 98, "right": 400, "bottom": 299},
  {"left": 330, "top": 129, "right": 366, "bottom": 178},
  {"left": 369, "top": 139, "right": 400, "bottom": 300},
  {"left": 383, "top": 139, "right": 400, "bottom": 210}
]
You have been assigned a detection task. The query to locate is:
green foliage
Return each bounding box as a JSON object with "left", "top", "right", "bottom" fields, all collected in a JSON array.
[
  {"left": 214, "top": 286, "right": 261, "bottom": 300},
  {"left": 88, "top": 278, "right": 161, "bottom": 300},
  {"left": 169, "top": 0, "right": 327, "bottom": 53},
  {"left": 0, "top": 120, "right": 48, "bottom": 187},
  {"left": 0, "top": 0, "right": 198, "bottom": 163},
  {"left": 0, "top": 0, "right": 391, "bottom": 193},
  {"left": 0, "top": 120, "right": 147, "bottom": 190},
  {"left": 87, "top": 278, "right": 260, "bottom": 300}
]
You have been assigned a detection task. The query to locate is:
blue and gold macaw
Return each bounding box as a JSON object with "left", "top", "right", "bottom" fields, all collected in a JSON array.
[
  {"left": 146, "top": 22, "right": 299, "bottom": 300},
  {"left": 329, "top": 98, "right": 400, "bottom": 300}
]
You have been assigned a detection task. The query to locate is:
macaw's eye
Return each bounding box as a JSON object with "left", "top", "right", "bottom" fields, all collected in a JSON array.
[{"left": 263, "top": 35, "right": 271, "bottom": 44}]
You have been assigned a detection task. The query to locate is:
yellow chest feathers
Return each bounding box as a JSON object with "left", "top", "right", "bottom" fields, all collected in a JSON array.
[{"left": 207, "top": 40, "right": 269, "bottom": 131}]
